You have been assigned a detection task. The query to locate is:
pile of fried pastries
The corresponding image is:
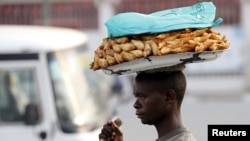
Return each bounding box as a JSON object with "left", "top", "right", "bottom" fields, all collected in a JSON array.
[{"left": 90, "top": 28, "right": 229, "bottom": 70}]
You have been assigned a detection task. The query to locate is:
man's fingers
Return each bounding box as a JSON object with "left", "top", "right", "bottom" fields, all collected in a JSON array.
[
  {"left": 103, "top": 124, "right": 113, "bottom": 133},
  {"left": 99, "top": 119, "right": 123, "bottom": 141},
  {"left": 99, "top": 121, "right": 116, "bottom": 141}
]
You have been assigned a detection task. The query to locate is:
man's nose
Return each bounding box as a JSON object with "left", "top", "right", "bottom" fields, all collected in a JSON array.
[{"left": 133, "top": 99, "right": 141, "bottom": 109}]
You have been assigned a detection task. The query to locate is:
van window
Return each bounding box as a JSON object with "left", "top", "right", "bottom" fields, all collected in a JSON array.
[
  {"left": 0, "top": 69, "right": 40, "bottom": 123},
  {"left": 47, "top": 47, "right": 110, "bottom": 133}
]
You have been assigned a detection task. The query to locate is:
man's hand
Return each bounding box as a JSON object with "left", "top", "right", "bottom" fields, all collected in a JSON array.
[{"left": 99, "top": 120, "right": 123, "bottom": 141}]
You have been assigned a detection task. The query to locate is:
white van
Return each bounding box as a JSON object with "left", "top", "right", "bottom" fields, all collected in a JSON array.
[{"left": 0, "top": 25, "right": 114, "bottom": 141}]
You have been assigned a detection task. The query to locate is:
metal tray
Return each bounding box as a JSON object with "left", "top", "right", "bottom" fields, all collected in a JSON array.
[{"left": 102, "top": 50, "right": 226, "bottom": 75}]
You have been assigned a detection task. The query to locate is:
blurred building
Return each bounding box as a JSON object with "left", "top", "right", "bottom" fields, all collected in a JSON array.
[
  {"left": 0, "top": 0, "right": 240, "bottom": 29},
  {"left": 115, "top": 0, "right": 240, "bottom": 25},
  {"left": 0, "top": 0, "right": 98, "bottom": 29},
  {"left": 0, "top": 0, "right": 249, "bottom": 95}
]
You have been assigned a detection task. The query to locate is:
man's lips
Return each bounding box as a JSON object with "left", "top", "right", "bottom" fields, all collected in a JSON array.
[{"left": 136, "top": 112, "right": 144, "bottom": 118}]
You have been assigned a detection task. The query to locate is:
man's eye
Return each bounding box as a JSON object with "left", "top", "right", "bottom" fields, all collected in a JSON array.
[
  {"left": 134, "top": 95, "right": 142, "bottom": 98},
  {"left": 138, "top": 95, "right": 145, "bottom": 100},
  {"left": 134, "top": 94, "right": 146, "bottom": 100}
]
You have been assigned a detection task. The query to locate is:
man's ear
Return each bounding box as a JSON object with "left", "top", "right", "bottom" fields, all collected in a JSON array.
[{"left": 163, "top": 89, "right": 176, "bottom": 102}]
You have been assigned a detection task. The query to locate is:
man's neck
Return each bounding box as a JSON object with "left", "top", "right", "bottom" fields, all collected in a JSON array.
[{"left": 155, "top": 113, "right": 183, "bottom": 138}]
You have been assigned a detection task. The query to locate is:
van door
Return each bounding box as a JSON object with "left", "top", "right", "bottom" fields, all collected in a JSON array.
[{"left": 0, "top": 60, "right": 47, "bottom": 141}]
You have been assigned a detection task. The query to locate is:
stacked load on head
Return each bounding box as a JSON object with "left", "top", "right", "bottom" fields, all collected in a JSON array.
[
  {"left": 90, "top": 28, "right": 229, "bottom": 71},
  {"left": 90, "top": 2, "right": 230, "bottom": 75}
]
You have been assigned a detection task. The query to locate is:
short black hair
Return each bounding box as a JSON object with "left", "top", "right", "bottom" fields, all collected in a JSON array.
[{"left": 135, "top": 71, "right": 186, "bottom": 106}]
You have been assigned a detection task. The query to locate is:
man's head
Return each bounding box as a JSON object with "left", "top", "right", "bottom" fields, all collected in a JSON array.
[{"left": 133, "top": 71, "right": 186, "bottom": 125}]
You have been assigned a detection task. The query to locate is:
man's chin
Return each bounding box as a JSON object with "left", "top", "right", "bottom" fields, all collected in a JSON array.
[{"left": 140, "top": 119, "right": 153, "bottom": 125}]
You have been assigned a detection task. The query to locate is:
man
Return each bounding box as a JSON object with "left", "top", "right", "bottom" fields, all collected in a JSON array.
[{"left": 99, "top": 70, "right": 197, "bottom": 141}]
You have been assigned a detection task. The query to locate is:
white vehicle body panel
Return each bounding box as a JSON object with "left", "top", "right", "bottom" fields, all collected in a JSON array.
[{"left": 0, "top": 25, "right": 112, "bottom": 141}]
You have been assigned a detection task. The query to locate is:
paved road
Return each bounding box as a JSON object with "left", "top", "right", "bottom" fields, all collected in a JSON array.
[{"left": 115, "top": 94, "right": 250, "bottom": 141}]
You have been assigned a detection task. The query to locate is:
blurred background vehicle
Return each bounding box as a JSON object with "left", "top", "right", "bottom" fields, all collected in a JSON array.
[{"left": 0, "top": 25, "right": 115, "bottom": 141}]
